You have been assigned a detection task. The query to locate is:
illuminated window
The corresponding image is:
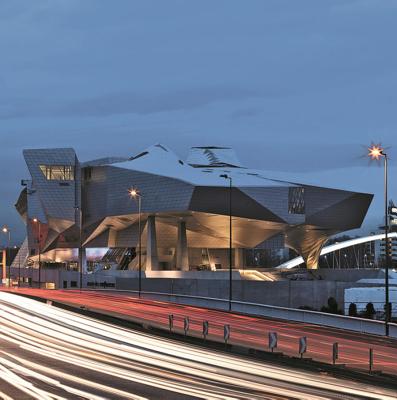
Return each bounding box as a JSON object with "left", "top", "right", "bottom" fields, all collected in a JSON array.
[
  {"left": 39, "top": 165, "right": 74, "bottom": 181},
  {"left": 288, "top": 187, "right": 305, "bottom": 214}
]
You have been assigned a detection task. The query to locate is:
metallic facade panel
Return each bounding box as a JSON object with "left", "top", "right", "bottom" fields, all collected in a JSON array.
[
  {"left": 189, "top": 186, "right": 285, "bottom": 223},
  {"left": 15, "top": 145, "right": 374, "bottom": 270}
]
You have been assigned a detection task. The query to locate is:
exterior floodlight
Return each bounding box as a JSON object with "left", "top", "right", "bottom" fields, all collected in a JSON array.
[
  {"left": 368, "top": 142, "right": 390, "bottom": 336},
  {"left": 368, "top": 144, "right": 384, "bottom": 160},
  {"left": 129, "top": 188, "right": 140, "bottom": 198}
]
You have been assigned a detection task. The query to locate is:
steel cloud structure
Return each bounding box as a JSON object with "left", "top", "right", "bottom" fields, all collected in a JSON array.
[{"left": 14, "top": 144, "right": 373, "bottom": 271}]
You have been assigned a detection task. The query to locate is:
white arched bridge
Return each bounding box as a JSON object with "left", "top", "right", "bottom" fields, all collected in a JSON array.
[{"left": 276, "top": 232, "right": 397, "bottom": 270}]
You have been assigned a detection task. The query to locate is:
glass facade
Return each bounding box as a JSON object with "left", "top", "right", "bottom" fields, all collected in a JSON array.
[
  {"left": 288, "top": 187, "right": 305, "bottom": 214},
  {"left": 39, "top": 165, "right": 74, "bottom": 181}
]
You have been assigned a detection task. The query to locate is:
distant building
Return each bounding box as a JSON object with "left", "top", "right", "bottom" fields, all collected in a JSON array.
[
  {"left": 377, "top": 200, "right": 397, "bottom": 268},
  {"left": 379, "top": 232, "right": 397, "bottom": 269}
]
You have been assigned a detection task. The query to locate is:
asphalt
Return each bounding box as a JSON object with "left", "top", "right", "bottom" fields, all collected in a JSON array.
[
  {"left": 7, "top": 288, "right": 397, "bottom": 376},
  {"left": 0, "top": 289, "right": 397, "bottom": 399}
]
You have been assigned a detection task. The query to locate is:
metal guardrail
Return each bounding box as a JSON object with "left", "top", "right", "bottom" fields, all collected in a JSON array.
[{"left": 84, "top": 288, "right": 397, "bottom": 338}]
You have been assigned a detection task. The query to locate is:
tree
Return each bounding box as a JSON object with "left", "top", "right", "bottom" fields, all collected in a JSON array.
[{"left": 348, "top": 303, "right": 358, "bottom": 317}]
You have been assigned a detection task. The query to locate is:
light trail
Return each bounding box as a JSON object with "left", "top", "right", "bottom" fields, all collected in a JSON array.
[
  {"left": 9, "top": 288, "right": 397, "bottom": 376},
  {"left": 0, "top": 292, "right": 395, "bottom": 399}
]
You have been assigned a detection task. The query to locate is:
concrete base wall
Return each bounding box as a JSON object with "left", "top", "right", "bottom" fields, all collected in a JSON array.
[
  {"left": 115, "top": 278, "right": 374, "bottom": 310},
  {"left": 311, "top": 268, "right": 385, "bottom": 282},
  {"left": 9, "top": 266, "right": 386, "bottom": 312}
]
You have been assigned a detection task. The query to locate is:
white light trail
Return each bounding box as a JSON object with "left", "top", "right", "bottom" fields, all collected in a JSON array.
[{"left": 0, "top": 292, "right": 395, "bottom": 400}]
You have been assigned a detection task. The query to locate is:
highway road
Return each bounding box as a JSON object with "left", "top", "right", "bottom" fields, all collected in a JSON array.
[
  {"left": 0, "top": 291, "right": 397, "bottom": 400},
  {"left": 0, "top": 292, "right": 396, "bottom": 399},
  {"left": 7, "top": 288, "right": 397, "bottom": 377}
]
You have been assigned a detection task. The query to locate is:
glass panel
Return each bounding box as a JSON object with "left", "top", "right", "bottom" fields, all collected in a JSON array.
[
  {"left": 288, "top": 187, "right": 305, "bottom": 214},
  {"left": 39, "top": 165, "right": 74, "bottom": 181}
]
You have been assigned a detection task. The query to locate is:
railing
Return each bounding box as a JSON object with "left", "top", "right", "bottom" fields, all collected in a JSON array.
[{"left": 85, "top": 288, "right": 397, "bottom": 338}]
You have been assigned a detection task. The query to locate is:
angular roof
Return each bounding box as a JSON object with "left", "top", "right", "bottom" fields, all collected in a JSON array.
[
  {"left": 186, "top": 146, "right": 242, "bottom": 168},
  {"left": 111, "top": 143, "right": 294, "bottom": 188}
]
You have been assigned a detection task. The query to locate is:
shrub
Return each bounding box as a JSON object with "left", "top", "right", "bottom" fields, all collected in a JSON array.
[
  {"left": 348, "top": 303, "right": 358, "bottom": 317},
  {"left": 365, "top": 302, "right": 376, "bottom": 319},
  {"left": 320, "top": 297, "right": 342, "bottom": 315},
  {"left": 327, "top": 297, "right": 338, "bottom": 314}
]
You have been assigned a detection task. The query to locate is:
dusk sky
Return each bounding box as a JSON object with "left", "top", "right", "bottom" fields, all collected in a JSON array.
[{"left": 1, "top": 0, "right": 397, "bottom": 244}]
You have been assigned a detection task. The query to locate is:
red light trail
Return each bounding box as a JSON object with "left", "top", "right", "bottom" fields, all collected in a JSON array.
[{"left": 4, "top": 288, "right": 397, "bottom": 376}]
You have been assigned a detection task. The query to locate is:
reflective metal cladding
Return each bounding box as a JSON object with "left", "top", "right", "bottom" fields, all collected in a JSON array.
[{"left": 16, "top": 144, "right": 373, "bottom": 270}]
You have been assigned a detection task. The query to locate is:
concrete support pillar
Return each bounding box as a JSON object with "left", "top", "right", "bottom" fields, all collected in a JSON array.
[
  {"left": 108, "top": 228, "right": 117, "bottom": 248},
  {"left": 234, "top": 248, "right": 244, "bottom": 268},
  {"left": 146, "top": 216, "right": 159, "bottom": 271},
  {"left": 176, "top": 220, "right": 189, "bottom": 271},
  {"left": 285, "top": 226, "right": 331, "bottom": 270}
]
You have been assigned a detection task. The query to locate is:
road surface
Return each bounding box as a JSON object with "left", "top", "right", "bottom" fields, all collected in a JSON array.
[
  {"left": 6, "top": 288, "right": 397, "bottom": 377},
  {"left": 0, "top": 291, "right": 396, "bottom": 399}
]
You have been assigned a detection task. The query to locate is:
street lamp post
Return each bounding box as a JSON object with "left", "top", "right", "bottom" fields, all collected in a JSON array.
[
  {"left": 74, "top": 206, "right": 84, "bottom": 291},
  {"left": 80, "top": 206, "right": 83, "bottom": 291},
  {"left": 2, "top": 226, "right": 11, "bottom": 287},
  {"left": 33, "top": 218, "right": 42, "bottom": 289},
  {"left": 18, "top": 244, "right": 21, "bottom": 287},
  {"left": 129, "top": 188, "right": 142, "bottom": 298},
  {"left": 368, "top": 144, "right": 390, "bottom": 336},
  {"left": 220, "top": 174, "right": 233, "bottom": 312}
]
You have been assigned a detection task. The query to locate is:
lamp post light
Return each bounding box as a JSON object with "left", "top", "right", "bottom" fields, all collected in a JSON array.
[
  {"left": 220, "top": 174, "right": 233, "bottom": 312},
  {"left": 368, "top": 144, "right": 390, "bottom": 336},
  {"left": 2, "top": 226, "right": 11, "bottom": 287},
  {"left": 33, "top": 218, "right": 42, "bottom": 289},
  {"left": 129, "top": 188, "right": 142, "bottom": 298}
]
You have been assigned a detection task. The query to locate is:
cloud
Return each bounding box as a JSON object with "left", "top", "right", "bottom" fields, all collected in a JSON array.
[
  {"left": 235, "top": 141, "right": 397, "bottom": 172},
  {"left": 0, "top": 86, "right": 271, "bottom": 120},
  {"left": 1, "top": 0, "right": 397, "bottom": 241},
  {"left": 59, "top": 86, "right": 267, "bottom": 118},
  {"left": 230, "top": 107, "right": 263, "bottom": 119}
]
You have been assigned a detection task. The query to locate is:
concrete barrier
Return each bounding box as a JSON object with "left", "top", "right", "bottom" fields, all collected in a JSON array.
[
  {"left": 110, "top": 289, "right": 397, "bottom": 338},
  {"left": 231, "top": 301, "right": 390, "bottom": 336}
]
